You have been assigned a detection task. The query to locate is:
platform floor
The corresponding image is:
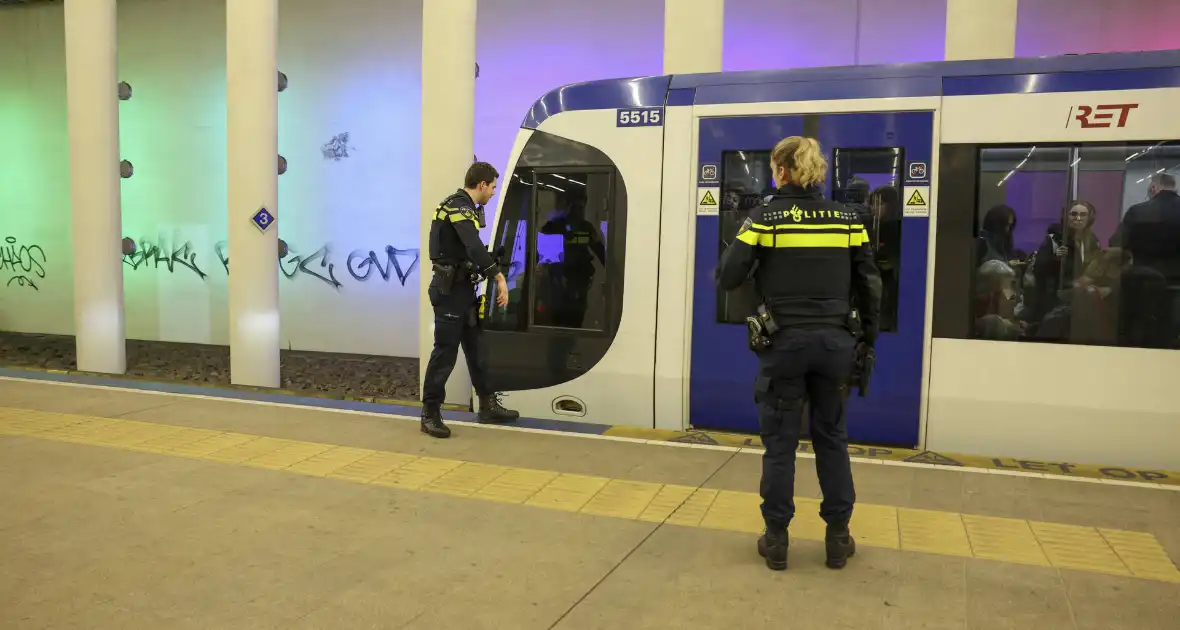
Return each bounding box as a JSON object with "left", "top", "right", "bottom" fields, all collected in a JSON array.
[{"left": 2, "top": 377, "right": 1179, "bottom": 629}]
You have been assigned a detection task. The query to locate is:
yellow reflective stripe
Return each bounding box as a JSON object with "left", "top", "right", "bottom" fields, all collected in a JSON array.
[
  {"left": 852, "top": 229, "right": 869, "bottom": 247},
  {"left": 433, "top": 205, "right": 473, "bottom": 224},
  {"left": 736, "top": 230, "right": 760, "bottom": 246},
  {"left": 752, "top": 222, "right": 864, "bottom": 231},
  {"left": 753, "top": 232, "right": 864, "bottom": 248}
]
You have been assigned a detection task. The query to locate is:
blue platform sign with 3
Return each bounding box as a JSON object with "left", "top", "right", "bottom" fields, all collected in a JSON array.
[
  {"left": 252, "top": 207, "right": 275, "bottom": 232},
  {"left": 616, "top": 107, "right": 663, "bottom": 127}
]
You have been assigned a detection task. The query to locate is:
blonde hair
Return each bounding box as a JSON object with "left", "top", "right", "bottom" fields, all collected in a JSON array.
[{"left": 770, "top": 136, "right": 828, "bottom": 188}]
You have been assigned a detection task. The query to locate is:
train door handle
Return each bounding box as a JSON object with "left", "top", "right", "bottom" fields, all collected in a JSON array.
[{"left": 552, "top": 396, "right": 586, "bottom": 417}]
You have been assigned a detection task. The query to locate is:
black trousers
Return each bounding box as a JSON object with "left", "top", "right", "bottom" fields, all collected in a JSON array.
[
  {"left": 421, "top": 284, "right": 490, "bottom": 406},
  {"left": 755, "top": 326, "right": 857, "bottom": 531}
]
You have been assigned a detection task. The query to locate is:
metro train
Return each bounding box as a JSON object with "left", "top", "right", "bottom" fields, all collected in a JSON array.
[{"left": 476, "top": 50, "right": 1180, "bottom": 469}]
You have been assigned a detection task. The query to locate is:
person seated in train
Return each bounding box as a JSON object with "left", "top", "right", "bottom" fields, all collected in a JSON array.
[
  {"left": 973, "top": 259, "right": 1023, "bottom": 340},
  {"left": 715, "top": 135, "right": 881, "bottom": 573},
  {"left": 976, "top": 204, "right": 1019, "bottom": 268},
  {"left": 539, "top": 188, "right": 606, "bottom": 329}
]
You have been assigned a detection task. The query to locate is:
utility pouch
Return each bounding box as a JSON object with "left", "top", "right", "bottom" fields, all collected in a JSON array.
[
  {"left": 464, "top": 261, "right": 487, "bottom": 284},
  {"left": 432, "top": 263, "right": 456, "bottom": 296}
]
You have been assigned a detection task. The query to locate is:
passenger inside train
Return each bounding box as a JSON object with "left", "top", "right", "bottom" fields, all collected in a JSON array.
[{"left": 972, "top": 154, "right": 1180, "bottom": 350}]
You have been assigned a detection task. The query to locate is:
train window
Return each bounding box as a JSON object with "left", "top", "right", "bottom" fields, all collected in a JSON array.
[
  {"left": 531, "top": 171, "right": 613, "bottom": 331},
  {"left": 485, "top": 129, "right": 626, "bottom": 339},
  {"left": 486, "top": 168, "right": 533, "bottom": 331},
  {"left": 832, "top": 147, "right": 904, "bottom": 332},
  {"left": 970, "top": 141, "right": 1180, "bottom": 350},
  {"left": 717, "top": 150, "right": 774, "bottom": 324}
]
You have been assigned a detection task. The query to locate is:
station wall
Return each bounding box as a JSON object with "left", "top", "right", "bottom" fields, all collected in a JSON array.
[{"left": 1, "top": 0, "right": 1177, "bottom": 358}]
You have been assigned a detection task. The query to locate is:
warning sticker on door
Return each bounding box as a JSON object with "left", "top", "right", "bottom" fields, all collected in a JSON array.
[
  {"left": 697, "top": 187, "right": 720, "bottom": 216},
  {"left": 903, "top": 186, "right": 930, "bottom": 217}
]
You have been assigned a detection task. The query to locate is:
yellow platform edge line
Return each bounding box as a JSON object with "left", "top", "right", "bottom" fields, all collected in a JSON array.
[
  {"left": 601, "top": 426, "right": 1180, "bottom": 487},
  {"left": 2, "top": 410, "right": 1178, "bottom": 583}
]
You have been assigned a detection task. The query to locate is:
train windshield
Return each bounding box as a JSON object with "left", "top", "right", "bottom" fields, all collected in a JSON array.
[{"left": 486, "top": 130, "right": 627, "bottom": 338}]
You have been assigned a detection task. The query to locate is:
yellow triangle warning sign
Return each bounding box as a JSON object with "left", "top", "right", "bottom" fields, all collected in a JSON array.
[
  {"left": 906, "top": 189, "right": 926, "bottom": 206},
  {"left": 700, "top": 190, "right": 717, "bottom": 206},
  {"left": 904, "top": 450, "right": 962, "bottom": 466}
]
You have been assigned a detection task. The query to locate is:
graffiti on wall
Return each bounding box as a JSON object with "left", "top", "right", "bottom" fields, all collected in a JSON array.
[
  {"left": 321, "top": 132, "right": 355, "bottom": 161},
  {"left": 1, "top": 236, "right": 47, "bottom": 291},
  {"left": 123, "top": 238, "right": 208, "bottom": 280},
  {"left": 212, "top": 241, "right": 419, "bottom": 289},
  {"left": 2, "top": 233, "right": 420, "bottom": 293},
  {"left": 127, "top": 237, "right": 420, "bottom": 290}
]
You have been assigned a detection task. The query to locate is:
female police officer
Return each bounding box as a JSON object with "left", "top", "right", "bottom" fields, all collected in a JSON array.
[{"left": 716, "top": 136, "right": 882, "bottom": 571}]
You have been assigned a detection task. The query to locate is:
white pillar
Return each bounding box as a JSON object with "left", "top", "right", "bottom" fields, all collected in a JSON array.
[
  {"left": 226, "top": 0, "right": 280, "bottom": 388},
  {"left": 420, "top": 0, "right": 478, "bottom": 408},
  {"left": 945, "top": 0, "right": 1018, "bottom": 61},
  {"left": 664, "top": 0, "right": 724, "bottom": 74},
  {"left": 65, "top": 0, "right": 125, "bottom": 375}
]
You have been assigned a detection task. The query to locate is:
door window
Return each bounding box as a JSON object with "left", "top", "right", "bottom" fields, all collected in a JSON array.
[
  {"left": 714, "top": 146, "right": 905, "bottom": 331},
  {"left": 832, "top": 147, "right": 905, "bottom": 332},
  {"left": 716, "top": 150, "right": 773, "bottom": 324}
]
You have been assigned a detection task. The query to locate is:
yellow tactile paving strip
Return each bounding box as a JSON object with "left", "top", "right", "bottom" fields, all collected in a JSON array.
[
  {"left": 2, "top": 407, "right": 1177, "bottom": 583},
  {"left": 603, "top": 426, "right": 1180, "bottom": 486}
]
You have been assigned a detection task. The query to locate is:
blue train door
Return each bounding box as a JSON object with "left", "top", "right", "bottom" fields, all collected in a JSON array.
[{"left": 689, "top": 111, "right": 934, "bottom": 446}]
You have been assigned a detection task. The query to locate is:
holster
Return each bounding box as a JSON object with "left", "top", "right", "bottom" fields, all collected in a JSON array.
[
  {"left": 745, "top": 304, "right": 778, "bottom": 352},
  {"left": 432, "top": 263, "right": 457, "bottom": 296},
  {"left": 851, "top": 344, "right": 875, "bottom": 398}
]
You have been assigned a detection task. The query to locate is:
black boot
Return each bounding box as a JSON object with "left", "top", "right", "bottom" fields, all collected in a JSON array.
[
  {"left": 420, "top": 404, "right": 451, "bottom": 439},
  {"left": 477, "top": 393, "right": 519, "bottom": 424},
  {"left": 825, "top": 523, "right": 856, "bottom": 569},
  {"left": 757, "top": 527, "right": 789, "bottom": 571}
]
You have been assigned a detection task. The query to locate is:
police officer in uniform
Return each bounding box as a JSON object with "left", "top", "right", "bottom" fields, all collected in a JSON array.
[
  {"left": 716, "top": 136, "right": 882, "bottom": 571},
  {"left": 421, "top": 161, "right": 519, "bottom": 438}
]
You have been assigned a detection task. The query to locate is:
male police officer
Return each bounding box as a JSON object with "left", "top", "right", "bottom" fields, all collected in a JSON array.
[
  {"left": 716, "top": 136, "right": 881, "bottom": 571},
  {"left": 421, "top": 161, "right": 519, "bottom": 438}
]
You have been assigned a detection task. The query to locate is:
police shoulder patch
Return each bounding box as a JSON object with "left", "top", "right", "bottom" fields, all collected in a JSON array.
[
  {"left": 460, "top": 206, "right": 476, "bottom": 221},
  {"left": 736, "top": 217, "right": 754, "bottom": 237}
]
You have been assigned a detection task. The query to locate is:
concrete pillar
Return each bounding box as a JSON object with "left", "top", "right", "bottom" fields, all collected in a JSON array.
[
  {"left": 226, "top": 0, "right": 280, "bottom": 387},
  {"left": 664, "top": 0, "right": 724, "bottom": 74},
  {"left": 945, "top": 0, "right": 1018, "bottom": 60},
  {"left": 65, "top": 0, "right": 125, "bottom": 375},
  {"left": 419, "top": 0, "right": 478, "bottom": 407}
]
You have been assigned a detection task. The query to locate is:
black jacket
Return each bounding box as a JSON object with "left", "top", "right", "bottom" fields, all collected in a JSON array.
[
  {"left": 1113, "top": 189, "right": 1180, "bottom": 283},
  {"left": 716, "top": 184, "right": 883, "bottom": 342},
  {"left": 428, "top": 189, "right": 498, "bottom": 277}
]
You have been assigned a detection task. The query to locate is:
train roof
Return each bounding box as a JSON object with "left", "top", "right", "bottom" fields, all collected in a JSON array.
[{"left": 523, "top": 49, "right": 1180, "bottom": 129}]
